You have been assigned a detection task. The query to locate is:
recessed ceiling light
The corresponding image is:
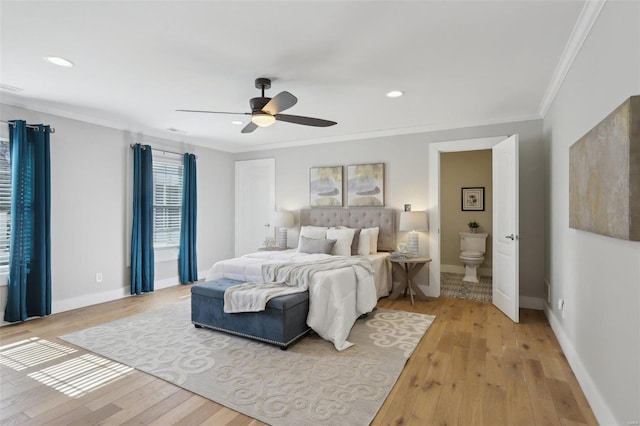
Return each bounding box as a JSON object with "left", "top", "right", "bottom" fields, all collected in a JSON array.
[
  {"left": 44, "top": 56, "right": 74, "bottom": 68},
  {"left": 231, "top": 120, "right": 244, "bottom": 125},
  {"left": 386, "top": 90, "right": 404, "bottom": 98}
]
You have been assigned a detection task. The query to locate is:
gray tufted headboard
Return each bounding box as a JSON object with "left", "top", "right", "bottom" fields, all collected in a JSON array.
[{"left": 299, "top": 208, "right": 395, "bottom": 251}]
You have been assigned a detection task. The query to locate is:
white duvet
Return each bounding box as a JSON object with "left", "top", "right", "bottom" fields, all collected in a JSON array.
[{"left": 205, "top": 250, "right": 378, "bottom": 351}]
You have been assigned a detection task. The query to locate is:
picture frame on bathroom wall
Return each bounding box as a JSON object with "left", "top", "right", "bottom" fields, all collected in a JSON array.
[{"left": 461, "top": 187, "right": 485, "bottom": 211}]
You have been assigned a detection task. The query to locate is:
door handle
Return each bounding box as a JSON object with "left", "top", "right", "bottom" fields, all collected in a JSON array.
[{"left": 505, "top": 234, "right": 515, "bottom": 240}]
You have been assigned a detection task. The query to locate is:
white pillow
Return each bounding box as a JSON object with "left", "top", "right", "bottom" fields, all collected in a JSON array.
[
  {"left": 297, "top": 226, "right": 328, "bottom": 252},
  {"left": 360, "top": 227, "right": 380, "bottom": 254},
  {"left": 326, "top": 227, "right": 356, "bottom": 256},
  {"left": 357, "top": 232, "right": 371, "bottom": 255},
  {"left": 337, "top": 226, "right": 371, "bottom": 256},
  {"left": 300, "top": 225, "right": 328, "bottom": 239}
]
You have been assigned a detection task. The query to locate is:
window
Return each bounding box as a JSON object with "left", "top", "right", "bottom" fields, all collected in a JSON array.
[
  {"left": 0, "top": 139, "right": 10, "bottom": 272},
  {"left": 152, "top": 154, "right": 183, "bottom": 250}
]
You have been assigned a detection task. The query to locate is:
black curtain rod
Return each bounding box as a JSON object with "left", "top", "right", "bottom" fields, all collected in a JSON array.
[
  {"left": 129, "top": 144, "right": 197, "bottom": 159},
  {"left": 1, "top": 120, "right": 56, "bottom": 133}
]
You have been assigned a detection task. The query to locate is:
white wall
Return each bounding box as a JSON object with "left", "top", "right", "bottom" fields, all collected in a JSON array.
[
  {"left": 235, "top": 119, "right": 545, "bottom": 302},
  {"left": 0, "top": 104, "right": 235, "bottom": 319},
  {"left": 543, "top": 1, "right": 640, "bottom": 424}
]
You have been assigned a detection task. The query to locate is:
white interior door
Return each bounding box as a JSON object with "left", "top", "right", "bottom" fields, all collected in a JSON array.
[
  {"left": 427, "top": 136, "right": 507, "bottom": 298},
  {"left": 235, "top": 159, "right": 275, "bottom": 257},
  {"left": 492, "top": 135, "right": 519, "bottom": 322}
]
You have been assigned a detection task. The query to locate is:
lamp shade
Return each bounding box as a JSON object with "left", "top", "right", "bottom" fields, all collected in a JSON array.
[
  {"left": 399, "top": 211, "right": 428, "bottom": 232},
  {"left": 273, "top": 211, "right": 294, "bottom": 228}
]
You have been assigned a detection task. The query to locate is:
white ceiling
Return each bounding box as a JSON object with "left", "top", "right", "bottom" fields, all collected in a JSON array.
[{"left": 1, "top": 1, "right": 586, "bottom": 153}]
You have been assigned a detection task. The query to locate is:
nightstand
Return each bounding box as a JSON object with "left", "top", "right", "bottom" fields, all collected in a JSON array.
[{"left": 388, "top": 256, "right": 432, "bottom": 306}]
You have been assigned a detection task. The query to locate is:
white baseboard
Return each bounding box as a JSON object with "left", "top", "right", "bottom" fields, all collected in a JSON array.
[
  {"left": 155, "top": 275, "right": 181, "bottom": 290},
  {"left": 0, "top": 276, "right": 187, "bottom": 328},
  {"left": 519, "top": 296, "right": 544, "bottom": 310},
  {"left": 157, "top": 270, "right": 208, "bottom": 290},
  {"left": 544, "top": 306, "right": 617, "bottom": 425},
  {"left": 55, "top": 275, "right": 184, "bottom": 314},
  {"left": 52, "top": 286, "right": 131, "bottom": 315}
]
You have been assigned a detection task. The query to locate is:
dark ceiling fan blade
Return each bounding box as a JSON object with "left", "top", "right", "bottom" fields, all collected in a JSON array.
[
  {"left": 175, "top": 109, "right": 251, "bottom": 115},
  {"left": 241, "top": 121, "right": 258, "bottom": 134},
  {"left": 262, "top": 91, "right": 297, "bottom": 115},
  {"left": 275, "top": 114, "right": 337, "bottom": 127}
]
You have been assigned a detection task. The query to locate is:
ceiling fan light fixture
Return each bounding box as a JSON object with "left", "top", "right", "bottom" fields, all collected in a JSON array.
[{"left": 252, "top": 113, "right": 276, "bottom": 127}]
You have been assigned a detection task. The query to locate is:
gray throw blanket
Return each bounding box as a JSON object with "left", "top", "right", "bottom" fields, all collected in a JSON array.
[{"left": 223, "top": 257, "right": 374, "bottom": 313}]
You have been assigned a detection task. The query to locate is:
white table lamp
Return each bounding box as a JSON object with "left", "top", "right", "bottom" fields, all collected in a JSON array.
[
  {"left": 273, "top": 211, "right": 294, "bottom": 249},
  {"left": 399, "top": 211, "right": 428, "bottom": 257}
]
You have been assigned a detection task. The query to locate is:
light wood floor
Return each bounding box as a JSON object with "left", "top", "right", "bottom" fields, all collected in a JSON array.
[{"left": 0, "top": 285, "right": 597, "bottom": 425}]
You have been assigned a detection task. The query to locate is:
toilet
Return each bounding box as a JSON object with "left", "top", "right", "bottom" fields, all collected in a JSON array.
[{"left": 459, "top": 232, "right": 488, "bottom": 283}]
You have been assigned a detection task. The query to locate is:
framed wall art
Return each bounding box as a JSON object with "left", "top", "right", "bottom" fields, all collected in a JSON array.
[
  {"left": 347, "top": 163, "right": 384, "bottom": 207},
  {"left": 309, "top": 166, "right": 342, "bottom": 207},
  {"left": 461, "top": 187, "right": 484, "bottom": 211}
]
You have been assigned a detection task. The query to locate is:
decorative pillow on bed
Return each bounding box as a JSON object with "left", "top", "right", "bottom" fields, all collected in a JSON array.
[
  {"left": 357, "top": 232, "right": 371, "bottom": 255},
  {"left": 326, "top": 227, "right": 356, "bottom": 256},
  {"left": 297, "top": 236, "right": 337, "bottom": 254},
  {"left": 299, "top": 225, "right": 328, "bottom": 239},
  {"left": 360, "top": 227, "right": 380, "bottom": 254},
  {"left": 350, "top": 228, "right": 361, "bottom": 255},
  {"left": 297, "top": 225, "right": 328, "bottom": 250},
  {"left": 338, "top": 226, "right": 371, "bottom": 255}
]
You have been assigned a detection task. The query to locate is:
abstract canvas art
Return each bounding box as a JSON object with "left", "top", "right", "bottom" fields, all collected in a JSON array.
[
  {"left": 310, "top": 166, "right": 342, "bottom": 207},
  {"left": 347, "top": 163, "right": 384, "bottom": 206},
  {"left": 569, "top": 96, "right": 639, "bottom": 241}
]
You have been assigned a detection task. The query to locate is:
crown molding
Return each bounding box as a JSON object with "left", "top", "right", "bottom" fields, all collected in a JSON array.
[
  {"left": 0, "top": 94, "right": 238, "bottom": 153},
  {"left": 2, "top": 93, "right": 541, "bottom": 154},
  {"left": 231, "top": 113, "right": 542, "bottom": 154},
  {"left": 538, "top": 0, "right": 607, "bottom": 117}
]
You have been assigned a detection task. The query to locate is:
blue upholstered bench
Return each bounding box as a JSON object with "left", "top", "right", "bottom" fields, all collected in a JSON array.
[{"left": 191, "top": 278, "right": 311, "bottom": 349}]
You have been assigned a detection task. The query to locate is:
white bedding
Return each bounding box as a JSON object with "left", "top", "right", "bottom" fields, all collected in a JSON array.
[
  {"left": 368, "top": 252, "right": 392, "bottom": 298},
  {"left": 205, "top": 250, "right": 379, "bottom": 351}
]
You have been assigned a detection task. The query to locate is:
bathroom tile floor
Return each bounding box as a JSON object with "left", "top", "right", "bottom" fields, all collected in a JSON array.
[{"left": 440, "top": 272, "right": 492, "bottom": 302}]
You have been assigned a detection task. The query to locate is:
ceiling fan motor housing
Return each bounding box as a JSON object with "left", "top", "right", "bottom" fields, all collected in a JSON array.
[{"left": 250, "top": 97, "right": 271, "bottom": 113}]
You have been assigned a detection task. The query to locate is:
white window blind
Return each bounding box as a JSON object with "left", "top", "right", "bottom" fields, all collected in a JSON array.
[
  {"left": 152, "top": 155, "right": 183, "bottom": 250},
  {"left": 0, "top": 140, "right": 10, "bottom": 271}
]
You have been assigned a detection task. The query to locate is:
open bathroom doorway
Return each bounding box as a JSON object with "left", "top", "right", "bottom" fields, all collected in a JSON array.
[
  {"left": 428, "top": 135, "right": 520, "bottom": 323},
  {"left": 439, "top": 150, "right": 493, "bottom": 302}
]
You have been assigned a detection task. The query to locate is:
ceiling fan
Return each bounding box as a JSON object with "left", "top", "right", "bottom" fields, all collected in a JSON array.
[{"left": 176, "top": 78, "right": 337, "bottom": 134}]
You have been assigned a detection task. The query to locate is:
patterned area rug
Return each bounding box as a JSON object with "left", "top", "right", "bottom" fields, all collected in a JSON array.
[
  {"left": 440, "top": 272, "right": 492, "bottom": 302},
  {"left": 60, "top": 301, "right": 435, "bottom": 426}
]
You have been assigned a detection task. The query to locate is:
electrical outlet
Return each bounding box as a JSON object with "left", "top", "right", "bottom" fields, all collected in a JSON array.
[{"left": 96, "top": 272, "right": 103, "bottom": 283}]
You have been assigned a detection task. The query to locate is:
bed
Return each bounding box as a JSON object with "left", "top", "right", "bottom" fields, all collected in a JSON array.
[{"left": 201, "top": 208, "right": 395, "bottom": 351}]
